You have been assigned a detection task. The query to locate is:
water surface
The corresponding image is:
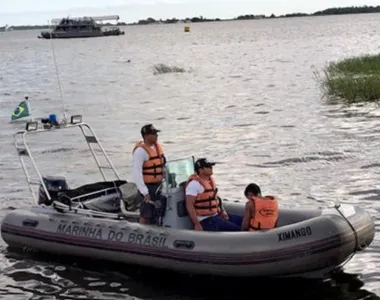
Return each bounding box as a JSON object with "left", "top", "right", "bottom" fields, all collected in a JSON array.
[{"left": 0, "top": 13, "right": 379, "bottom": 299}]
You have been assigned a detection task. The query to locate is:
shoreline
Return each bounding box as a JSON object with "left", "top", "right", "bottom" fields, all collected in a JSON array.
[{"left": 1, "top": 5, "right": 380, "bottom": 31}]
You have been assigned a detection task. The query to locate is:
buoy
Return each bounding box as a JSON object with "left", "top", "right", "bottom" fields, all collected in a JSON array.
[{"left": 184, "top": 25, "right": 190, "bottom": 32}]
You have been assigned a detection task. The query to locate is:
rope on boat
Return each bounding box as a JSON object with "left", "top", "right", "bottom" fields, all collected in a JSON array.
[
  {"left": 334, "top": 203, "right": 368, "bottom": 251},
  {"left": 332, "top": 204, "right": 359, "bottom": 268}
]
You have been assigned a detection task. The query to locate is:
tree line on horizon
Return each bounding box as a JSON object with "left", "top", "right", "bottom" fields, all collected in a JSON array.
[
  {"left": 134, "top": 5, "right": 380, "bottom": 24},
  {"left": 1, "top": 5, "right": 380, "bottom": 30}
]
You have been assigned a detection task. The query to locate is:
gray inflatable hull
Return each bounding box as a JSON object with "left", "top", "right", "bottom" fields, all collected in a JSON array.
[{"left": 0, "top": 202, "right": 375, "bottom": 278}]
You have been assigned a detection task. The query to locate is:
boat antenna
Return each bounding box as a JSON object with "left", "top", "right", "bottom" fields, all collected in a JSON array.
[{"left": 48, "top": 19, "right": 68, "bottom": 124}]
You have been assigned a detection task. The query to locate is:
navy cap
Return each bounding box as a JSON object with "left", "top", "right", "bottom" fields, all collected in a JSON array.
[
  {"left": 141, "top": 124, "right": 161, "bottom": 136},
  {"left": 195, "top": 158, "right": 216, "bottom": 171}
]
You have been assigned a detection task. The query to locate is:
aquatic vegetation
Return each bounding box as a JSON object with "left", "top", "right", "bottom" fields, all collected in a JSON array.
[
  {"left": 320, "top": 54, "right": 380, "bottom": 104},
  {"left": 152, "top": 63, "right": 190, "bottom": 75}
]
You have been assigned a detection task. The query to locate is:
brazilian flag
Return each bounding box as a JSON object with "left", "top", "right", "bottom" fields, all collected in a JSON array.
[{"left": 11, "top": 100, "right": 30, "bottom": 121}]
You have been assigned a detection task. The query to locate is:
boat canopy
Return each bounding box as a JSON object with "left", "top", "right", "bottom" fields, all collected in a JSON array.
[{"left": 51, "top": 15, "right": 120, "bottom": 25}]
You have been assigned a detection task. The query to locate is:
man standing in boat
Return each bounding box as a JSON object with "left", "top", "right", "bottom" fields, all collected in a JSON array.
[
  {"left": 132, "top": 124, "right": 166, "bottom": 225},
  {"left": 241, "top": 183, "right": 279, "bottom": 231},
  {"left": 185, "top": 158, "right": 240, "bottom": 231}
]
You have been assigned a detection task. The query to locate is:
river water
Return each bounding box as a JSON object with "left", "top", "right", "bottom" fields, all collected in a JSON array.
[{"left": 0, "top": 13, "right": 380, "bottom": 299}]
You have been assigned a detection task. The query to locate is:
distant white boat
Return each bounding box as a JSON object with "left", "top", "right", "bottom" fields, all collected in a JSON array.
[
  {"left": 38, "top": 15, "right": 125, "bottom": 39},
  {"left": 0, "top": 25, "right": 13, "bottom": 32}
]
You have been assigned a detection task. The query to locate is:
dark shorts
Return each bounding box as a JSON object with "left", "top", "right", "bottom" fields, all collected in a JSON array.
[
  {"left": 200, "top": 214, "right": 241, "bottom": 232},
  {"left": 139, "top": 183, "right": 162, "bottom": 222}
]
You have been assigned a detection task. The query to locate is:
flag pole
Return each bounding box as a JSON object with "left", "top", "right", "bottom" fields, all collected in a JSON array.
[
  {"left": 48, "top": 19, "right": 67, "bottom": 124},
  {"left": 25, "top": 95, "right": 33, "bottom": 121}
]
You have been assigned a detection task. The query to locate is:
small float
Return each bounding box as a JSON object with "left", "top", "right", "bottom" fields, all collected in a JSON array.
[{"left": 0, "top": 115, "right": 375, "bottom": 278}]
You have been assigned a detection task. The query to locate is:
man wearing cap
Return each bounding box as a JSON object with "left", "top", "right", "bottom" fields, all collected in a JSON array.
[
  {"left": 185, "top": 158, "right": 240, "bottom": 231},
  {"left": 132, "top": 124, "right": 166, "bottom": 225}
]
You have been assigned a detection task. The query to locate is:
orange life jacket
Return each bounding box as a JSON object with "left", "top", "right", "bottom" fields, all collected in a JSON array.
[
  {"left": 132, "top": 141, "right": 165, "bottom": 184},
  {"left": 249, "top": 195, "right": 279, "bottom": 231},
  {"left": 186, "top": 174, "right": 221, "bottom": 216}
]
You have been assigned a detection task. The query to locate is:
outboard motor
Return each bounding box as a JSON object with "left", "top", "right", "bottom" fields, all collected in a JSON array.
[{"left": 38, "top": 176, "right": 69, "bottom": 205}]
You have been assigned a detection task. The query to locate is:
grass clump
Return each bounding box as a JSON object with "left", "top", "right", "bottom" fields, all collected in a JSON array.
[{"left": 319, "top": 54, "right": 380, "bottom": 104}]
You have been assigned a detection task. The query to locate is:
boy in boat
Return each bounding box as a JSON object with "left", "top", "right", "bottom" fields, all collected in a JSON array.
[
  {"left": 241, "top": 183, "right": 279, "bottom": 231},
  {"left": 185, "top": 158, "right": 240, "bottom": 231}
]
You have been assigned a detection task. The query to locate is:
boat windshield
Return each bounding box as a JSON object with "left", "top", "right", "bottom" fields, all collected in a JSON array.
[{"left": 164, "top": 156, "right": 195, "bottom": 189}]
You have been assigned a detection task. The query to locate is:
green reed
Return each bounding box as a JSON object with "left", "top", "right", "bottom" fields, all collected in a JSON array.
[{"left": 320, "top": 54, "right": 380, "bottom": 104}]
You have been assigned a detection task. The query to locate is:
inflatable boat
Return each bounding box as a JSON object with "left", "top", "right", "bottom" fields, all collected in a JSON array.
[{"left": 0, "top": 115, "right": 375, "bottom": 279}]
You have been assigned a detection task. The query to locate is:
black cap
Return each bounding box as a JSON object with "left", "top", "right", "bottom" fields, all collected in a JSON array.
[
  {"left": 195, "top": 158, "right": 216, "bottom": 171},
  {"left": 141, "top": 124, "right": 161, "bottom": 136}
]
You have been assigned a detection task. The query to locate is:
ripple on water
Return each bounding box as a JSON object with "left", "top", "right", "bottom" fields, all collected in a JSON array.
[{"left": 249, "top": 151, "right": 352, "bottom": 168}]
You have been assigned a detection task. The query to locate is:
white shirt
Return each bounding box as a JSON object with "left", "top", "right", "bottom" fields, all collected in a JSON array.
[
  {"left": 185, "top": 179, "right": 218, "bottom": 221},
  {"left": 131, "top": 146, "right": 154, "bottom": 195}
]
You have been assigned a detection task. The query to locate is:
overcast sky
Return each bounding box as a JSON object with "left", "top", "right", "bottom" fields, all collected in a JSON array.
[{"left": 1, "top": 0, "right": 379, "bottom": 26}]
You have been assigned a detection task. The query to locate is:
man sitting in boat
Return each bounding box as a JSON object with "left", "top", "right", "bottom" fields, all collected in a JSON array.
[
  {"left": 241, "top": 183, "right": 279, "bottom": 231},
  {"left": 185, "top": 158, "right": 240, "bottom": 231},
  {"left": 132, "top": 124, "right": 166, "bottom": 225}
]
